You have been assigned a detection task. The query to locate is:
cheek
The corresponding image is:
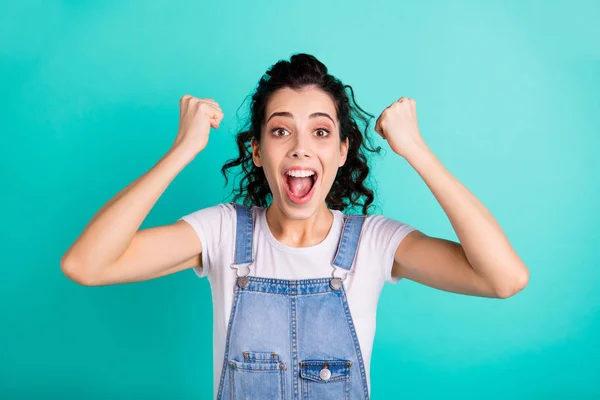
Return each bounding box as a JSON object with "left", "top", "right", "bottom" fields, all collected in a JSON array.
[
  {"left": 317, "top": 145, "right": 341, "bottom": 165},
  {"left": 257, "top": 144, "right": 280, "bottom": 183},
  {"left": 261, "top": 160, "right": 276, "bottom": 183},
  {"left": 316, "top": 151, "right": 342, "bottom": 184}
]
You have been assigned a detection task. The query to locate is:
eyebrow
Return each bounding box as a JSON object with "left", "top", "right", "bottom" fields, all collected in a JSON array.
[{"left": 266, "top": 111, "right": 336, "bottom": 126}]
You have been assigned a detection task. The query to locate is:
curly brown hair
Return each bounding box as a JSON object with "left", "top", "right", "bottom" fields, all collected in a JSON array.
[{"left": 221, "top": 53, "right": 383, "bottom": 215}]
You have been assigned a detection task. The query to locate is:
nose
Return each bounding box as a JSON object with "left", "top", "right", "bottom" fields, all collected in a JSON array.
[{"left": 289, "top": 132, "right": 312, "bottom": 159}]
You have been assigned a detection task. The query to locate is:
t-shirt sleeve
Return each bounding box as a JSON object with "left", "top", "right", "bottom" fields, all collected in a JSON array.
[
  {"left": 364, "top": 214, "right": 418, "bottom": 285},
  {"left": 178, "top": 202, "right": 235, "bottom": 278}
]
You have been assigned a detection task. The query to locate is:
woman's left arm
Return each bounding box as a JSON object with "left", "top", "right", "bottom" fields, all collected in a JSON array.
[{"left": 375, "top": 97, "right": 529, "bottom": 299}]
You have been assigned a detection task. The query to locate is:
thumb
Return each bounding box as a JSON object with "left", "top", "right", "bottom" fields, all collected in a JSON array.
[{"left": 374, "top": 117, "right": 386, "bottom": 139}]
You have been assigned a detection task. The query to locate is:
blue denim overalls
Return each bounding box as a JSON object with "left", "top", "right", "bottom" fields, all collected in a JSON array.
[{"left": 216, "top": 203, "right": 370, "bottom": 399}]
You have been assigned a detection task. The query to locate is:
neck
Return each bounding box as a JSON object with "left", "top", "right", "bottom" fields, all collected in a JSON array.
[{"left": 265, "top": 202, "right": 334, "bottom": 248}]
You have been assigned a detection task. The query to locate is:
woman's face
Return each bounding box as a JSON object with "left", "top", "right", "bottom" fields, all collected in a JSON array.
[{"left": 251, "top": 86, "right": 349, "bottom": 219}]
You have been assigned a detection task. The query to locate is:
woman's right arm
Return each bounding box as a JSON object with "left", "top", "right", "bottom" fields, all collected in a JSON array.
[{"left": 60, "top": 95, "right": 224, "bottom": 286}]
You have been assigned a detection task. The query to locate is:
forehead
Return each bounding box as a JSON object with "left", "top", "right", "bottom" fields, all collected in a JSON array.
[{"left": 265, "top": 86, "right": 337, "bottom": 121}]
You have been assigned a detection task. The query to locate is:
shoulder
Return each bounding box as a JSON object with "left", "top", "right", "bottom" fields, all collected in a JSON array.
[
  {"left": 362, "top": 213, "right": 414, "bottom": 232},
  {"left": 179, "top": 202, "right": 235, "bottom": 222},
  {"left": 358, "top": 213, "right": 418, "bottom": 246}
]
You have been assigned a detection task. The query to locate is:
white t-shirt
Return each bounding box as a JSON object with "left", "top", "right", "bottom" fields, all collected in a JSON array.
[{"left": 179, "top": 202, "right": 417, "bottom": 397}]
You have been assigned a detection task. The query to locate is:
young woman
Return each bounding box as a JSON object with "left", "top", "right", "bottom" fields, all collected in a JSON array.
[{"left": 61, "top": 53, "right": 529, "bottom": 400}]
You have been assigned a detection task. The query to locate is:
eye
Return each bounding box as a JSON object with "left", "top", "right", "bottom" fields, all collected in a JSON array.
[
  {"left": 271, "top": 127, "right": 290, "bottom": 137},
  {"left": 315, "top": 128, "right": 331, "bottom": 138}
]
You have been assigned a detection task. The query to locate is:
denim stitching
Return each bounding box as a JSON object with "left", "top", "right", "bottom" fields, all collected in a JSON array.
[
  {"left": 339, "top": 285, "right": 370, "bottom": 399},
  {"left": 291, "top": 280, "right": 299, "bottom": 398},
  {"left": 216, "top": 288, "right": 241, "bottom": 399}
]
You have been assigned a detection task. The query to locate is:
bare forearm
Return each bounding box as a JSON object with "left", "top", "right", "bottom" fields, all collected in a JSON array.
[
  {"left": 404, "top": 143, "right": 529, "bottom": 294},
  {"left": 62, "top": 147, "right": 193, "bottom": 274}
]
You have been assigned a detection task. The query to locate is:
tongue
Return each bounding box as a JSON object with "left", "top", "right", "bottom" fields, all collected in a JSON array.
[{"left": 288, "top": 176, "right": 312, "bottom": 198}]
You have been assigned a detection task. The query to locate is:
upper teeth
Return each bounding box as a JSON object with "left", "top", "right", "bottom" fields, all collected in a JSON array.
[{"left": 287, "top": 170, "right": 315, "bottom": 178}]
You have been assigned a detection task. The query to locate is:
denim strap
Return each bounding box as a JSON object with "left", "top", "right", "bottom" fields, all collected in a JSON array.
[
  {"left": 232, "top": 202, "right": 254, "bottom": 265},
  {"left": 233, "top": 202, "right": 365, "bottom": 271},
  {"left": 332, "top": 215, "right": 366, "bottom": 271}
]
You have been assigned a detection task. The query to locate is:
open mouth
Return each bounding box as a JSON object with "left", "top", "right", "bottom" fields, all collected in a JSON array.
[{"left": 283, "top": 169, "right": 318, "bottom": 205}]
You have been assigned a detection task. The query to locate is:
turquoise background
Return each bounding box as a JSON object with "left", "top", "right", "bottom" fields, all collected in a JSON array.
[{"left": 2, "top": 0, "right": 599, "bottom": 398}]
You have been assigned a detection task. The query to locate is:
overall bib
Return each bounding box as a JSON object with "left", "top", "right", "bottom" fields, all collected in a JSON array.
[{"left": 216, "top": 203, "right": 370, "bottom": 400}]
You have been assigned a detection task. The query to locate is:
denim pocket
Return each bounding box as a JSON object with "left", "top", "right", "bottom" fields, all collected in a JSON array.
[
  {"left": 299, "top": 359, "right": 352, "bottom": 400},
  {"left": 228, "top": 351, "right": 286, "bottom": 400}
]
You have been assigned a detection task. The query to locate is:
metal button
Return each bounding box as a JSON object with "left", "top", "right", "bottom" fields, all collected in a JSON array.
[
  {"left": 329, "top": 277, "right": 342, "bottom": 290},
  {"left": 319, "top": 367, "right": 331, "bottom": 381}
]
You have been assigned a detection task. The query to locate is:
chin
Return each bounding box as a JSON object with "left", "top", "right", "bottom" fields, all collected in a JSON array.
[{"left": 274, "top": 194, "right": 322, "bottom": 220}]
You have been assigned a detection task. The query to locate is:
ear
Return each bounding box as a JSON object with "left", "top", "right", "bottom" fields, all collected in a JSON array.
[
  {"left": 251, "top": 137, "right": 263, "bottom": 168},
  {"left": 339, "top": 137, "right": 349, "bottom": 167}
]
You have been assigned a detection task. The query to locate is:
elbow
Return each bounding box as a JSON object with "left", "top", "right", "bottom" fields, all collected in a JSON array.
[
  {"left": 60, "top": 256, "right": 99, "bottom": 286},
  {"left": 495, "top": 267, "right": 530, "bottom": 299}
]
